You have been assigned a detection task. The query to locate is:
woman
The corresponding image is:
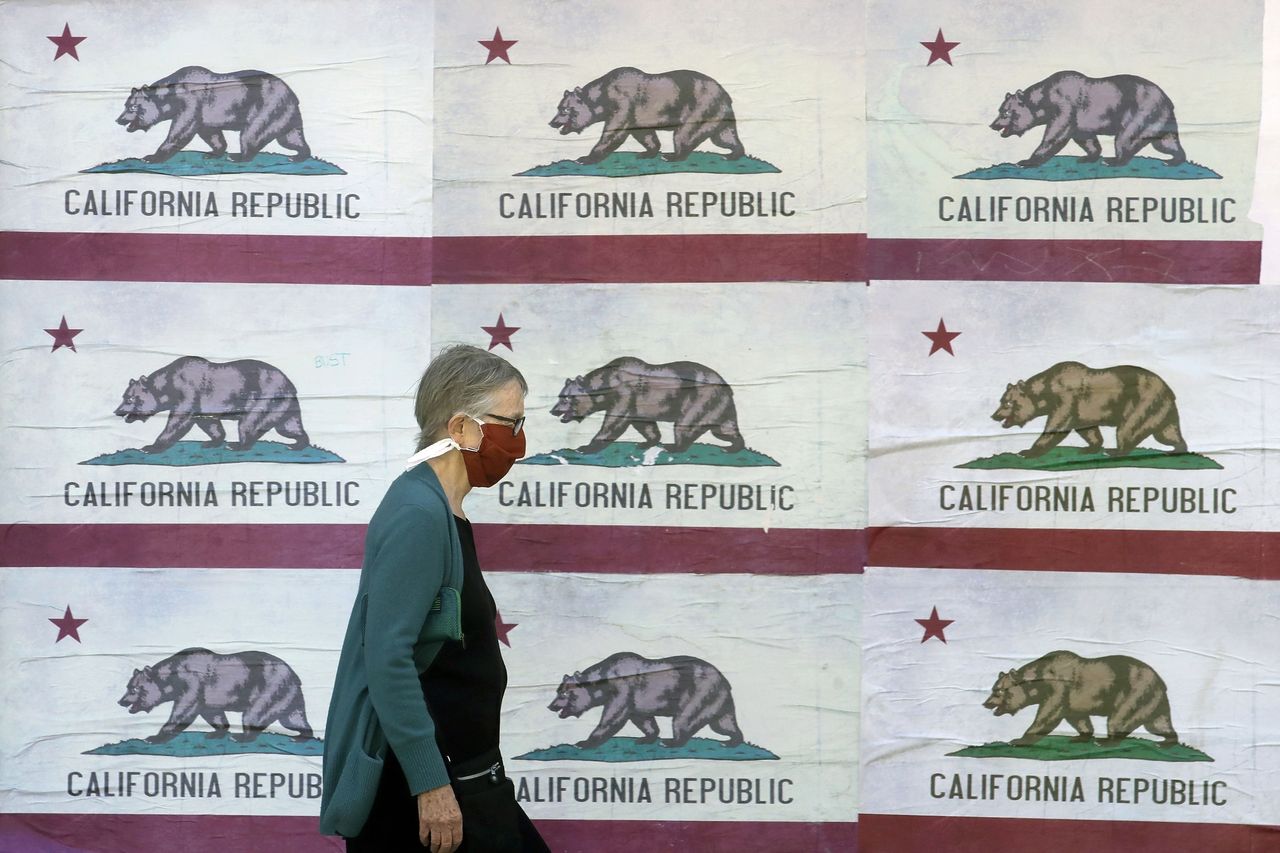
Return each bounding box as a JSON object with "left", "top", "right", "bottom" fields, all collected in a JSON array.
[{"left": 320, "top": 344, "right": 550, "bottom": 852}]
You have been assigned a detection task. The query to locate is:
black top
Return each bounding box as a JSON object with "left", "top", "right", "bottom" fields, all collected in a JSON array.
[{"left": 419, "top": 515, "right": 507, "bottom": 765}]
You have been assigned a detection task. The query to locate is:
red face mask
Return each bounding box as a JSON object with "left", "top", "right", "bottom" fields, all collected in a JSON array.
[{"left": 461, "top": 418, "right": 526, "bottom": 487}]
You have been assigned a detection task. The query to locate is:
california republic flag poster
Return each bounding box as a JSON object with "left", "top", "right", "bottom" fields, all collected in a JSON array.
[
  {"left": 0, "top": 566, "right": 350, "bottom": 820},
  {"left": 431, "top": 281, "right": 866, "bottom": 533},
  {"left": 867, "top": 0, "right": 1262, "bottom": 246},
  {"left": 858, "top": 565, "right": 1280, "bottom": 850},
  {"left": 0, "top": 279, "right": 431, "bottom": 526},
  {"left": 0, "top": 0, "right": 432, "bottom": 238},
  {"left": 492, "top": 570, "right": 860, "bottom": 834},
  {"left": 433, "top": 0, "right": 864, "bottom": 238},
  {"left": 868, "top": 281, "right": 1274, "bottom": 537}
]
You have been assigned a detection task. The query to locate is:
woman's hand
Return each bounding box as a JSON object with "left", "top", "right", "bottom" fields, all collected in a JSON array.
[{"left": 417, "top": 783, "right": 462, "bottom": 852}]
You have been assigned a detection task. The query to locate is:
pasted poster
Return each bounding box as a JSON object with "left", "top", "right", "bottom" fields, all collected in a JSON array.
[
  {"left": 431, "top": 282, "right": 866, "bottom": 530},
  {"left": 0, "top": 567, "right": 343, "bottom": 821},
  {"left": 859, "top": 566, "right": 1279, "bottom": 834},
  {"left": 494, "top": 572, "right": 860, "bottom": 827},
  {"left": 433, "top": 0, "right": 864, "bottom": 237},
  {"left": 867, "top": 0, "right": 1263, "bottom": 244},
  {"left": 0, "top": 280, "right": 431, "bottom": 524},
  {"left": 0, "top": 0, "right": 432, "bottom": 237},
  {"left": 868, "top": 281, "right": 1275, "bottom": 533}
]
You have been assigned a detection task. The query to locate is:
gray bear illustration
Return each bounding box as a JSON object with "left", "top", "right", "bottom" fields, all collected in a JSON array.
[
  {"left": 551, "top": 357, "right": 745, "bottom": 454},
  {"left": 984, "top": 651, "right": 1178, "bottom": 747},
  {"left": 549, "top": 67, "right": 745, "bottom": 164},
  {"left": 991, "top": 361, "right": 1187, "bottom": 458},
  {"left": 549, "top": 652, "right": 745, "bottom": 749},
  {"left": 114, "top": 355, "right": 311, "bottom": 453},
  {"left": 119, "top": 648, "right": 314, "bottom": 743},
  {"left": 989, "top": 71, "right": 1186, "bottom": 167},
  {"left": 117, "top": 66, "right": 310, "bottom": 163}
]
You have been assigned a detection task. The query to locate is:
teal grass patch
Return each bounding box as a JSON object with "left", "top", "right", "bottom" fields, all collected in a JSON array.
[
  {"left": 956, "top": 446, "right": 1221, "bottom": 472},
  {"left": 82, "top": 151, "right": 346, "bottom": 176},
  {"left": 948, "top": 735, "right": 1212, "bottom": 763},
  {"left": 85, "top": 731, "right": 323, "bottom": 757},
  {"left": 955, "top": 155, "right": 1220, "bottom": 181},
  {"left": 516, "top": 736, "right": 778, "bottom": 763},
  {"left": 521, "top": 440, "right": 778, "bottom": 468},
  {"left": 83, "top": 440, "right": 345, "bottom": 467},
  {"left": 517, "top": 151, "right": 780, "bottom": 178}
]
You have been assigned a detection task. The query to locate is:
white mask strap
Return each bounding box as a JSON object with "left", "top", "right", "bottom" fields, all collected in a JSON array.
[{"left": 404, "top": 436, "right": 460, "bottom": 471}]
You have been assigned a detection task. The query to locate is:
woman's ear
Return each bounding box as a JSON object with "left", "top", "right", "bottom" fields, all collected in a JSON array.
[{"left": 446, "top": 412, "right": 469, "bottom": 444}]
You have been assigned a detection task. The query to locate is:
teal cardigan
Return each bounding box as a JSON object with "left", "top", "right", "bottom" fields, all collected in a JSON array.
[{"left": 319, "top": 463, "right": 464, "bottom": 837}]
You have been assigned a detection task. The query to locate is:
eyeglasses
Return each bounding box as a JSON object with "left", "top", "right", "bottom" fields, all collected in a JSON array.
[{"left": 481, "top": 412, "right": 525, "bottom": 435}]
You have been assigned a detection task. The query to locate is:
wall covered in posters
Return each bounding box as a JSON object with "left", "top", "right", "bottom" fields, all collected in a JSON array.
[{"left": 1, "top": 1, "right": 1278, "bottom": 852}]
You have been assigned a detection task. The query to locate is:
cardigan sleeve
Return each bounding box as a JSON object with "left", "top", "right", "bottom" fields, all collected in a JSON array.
[{"left": 361, "top": 502, "right": 452, "bottom": 795}]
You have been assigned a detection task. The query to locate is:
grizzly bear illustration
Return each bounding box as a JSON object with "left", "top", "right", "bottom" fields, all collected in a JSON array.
[
  {"left": 549, "top": 67, "right": 746, "bottom": 164},
  {"left": 114, "top": 355, "right": 311, "bottom": 453},
  {"left": 989, "top": 71, "right": 1186, "bottom": 167},
  {"left": 549, "top": 652, "right": 745, "bottom": 749},
  {"left": 119, "top": 648, "right": 314, "bottom": 743},
  {"left": 551, "top": 357, "right": 746, "bottom": 455},
  {"left": 983, "top": 650, "right": 1179, "bottom": 747},
  {"left": 117, "top": 66, "right": 310, "bottom": 163},
  {"left": 991, "top": 361, "right": 1187, "bottom": 458}
]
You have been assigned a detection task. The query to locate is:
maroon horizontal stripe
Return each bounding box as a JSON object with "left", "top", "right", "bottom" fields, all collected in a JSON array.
[
  {"left": 860, "top": 813, "right": 1278, "bottom": 853},
  {"left": 433, "top": 233, "right": 866, "bottom": 283},
  {"left": 868, "top": 527, "right": 1280, "bottom": 579},
  {"left": 538, "top": 818, "right": 857, "bottom": 852},
  {"left": 0, "top": 231, "right": 431, "bottom": 285},
  {"left": 0, "top": 814, "right": 855, "bottom": 853},
  {"left": 474, "top": 523, "right": 865, "bottom": 574},
  {"left": 869, "top": 238, "right": 1261, "bottom": 284},
  {"left": 0, "top": 523, "right": 865, "bottom": 574},
  {"left": 0, "top": 523, "right": 367, "bottom": 569}
]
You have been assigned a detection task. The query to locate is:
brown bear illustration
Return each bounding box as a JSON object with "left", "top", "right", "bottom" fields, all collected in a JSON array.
[
  {"left": 991, "top": 361, "right": 1186, "bottom": 458},
  {"left": 114, "top": 355, "right": 311, "bottom": 453},
  {"left": 549, "top": 652, "right": 745, "bottom": 749},
  {"left": 989, "top": 71, "right": 1186, "bottom": 168},
  {"left": 119, "top": 648, "right": 314, "bottom": 743},
  {"left": 117, "top": 66, "right": 310, "bottom": 163},
  {"left": 549, "top": 67, "right": 745, "bottom": 164},
  {"left": 983, "top": 650, "right": 1179, "bottom": 747},
  {"left": 551, "top": 357, "right": 746, "bottom": 455}
]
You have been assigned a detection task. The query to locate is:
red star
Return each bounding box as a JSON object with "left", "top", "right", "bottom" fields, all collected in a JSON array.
[
  {"left": 50, "top": 605, "right": 88, "bottom": 643},
  {"left": 479, "top": 28, "right": 518, "bottom": 64},
  {"left": 920, "top": 29, "right": 959, "bottom": 66},
  {"left": 922, "top": 318, "right": 960, "bottom": 356},
  {"left": 47, "top": 23, "right": 87, "bottom": 61},
  {"left": 915, "top": 606, "right": 955, "bottom": 644},
  {"left": 45, "top": 315, "right": 83, "bottom": 352},
  {"left": 495, "top": 611, "right": 518, "bottom": 648},
  {"left": 482, "top": 313, "right": 520, "bottom": 351}
]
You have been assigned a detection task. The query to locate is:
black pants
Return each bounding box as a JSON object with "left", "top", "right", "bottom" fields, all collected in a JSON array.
[{"left": 346, "top": 745, "right": 551, "bottom": 853}]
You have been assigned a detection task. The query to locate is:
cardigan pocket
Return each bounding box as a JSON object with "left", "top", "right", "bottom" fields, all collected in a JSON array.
[
  {"left": 419, "top": 585, "right": 463, "bottom": 643},
  {"left": 327, "top": 744, "right": 385, "bottom": 838}
]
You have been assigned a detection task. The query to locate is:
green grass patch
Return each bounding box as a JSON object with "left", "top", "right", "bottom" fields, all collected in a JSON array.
[
  {"left": 517, "top": 151, "right": 780, "bottom": 178},
  {"left": 521, "top": 440, "right": 778, "bottom": 468},
  {"left": 82, "top": 151, "right": 346, "bottom": 176},
  {"left": 948, "top": 735, "right": 1212, "bottom": 763},
  {"left": 955, "top": 155, "right": 1219, "bottom": 181},
  {"left": 83, "top": 440, "right": 345, "bottom": 466},
  {"left": 516, "top": 736, "right": 777, "bottom": 763},
  {"left": 956, "top": 446, "right": 1221, "bottom": 471},
  {"left": 85, "top": 731, "right": 323, "bottom": 757}
]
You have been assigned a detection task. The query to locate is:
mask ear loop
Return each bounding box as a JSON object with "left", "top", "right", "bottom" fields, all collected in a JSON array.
[
  {"left": 459, "top": 416, "right": 488, "bottom": 453},
  {"left": 404, "top": 436, "right": 460, "bottom": 471}
]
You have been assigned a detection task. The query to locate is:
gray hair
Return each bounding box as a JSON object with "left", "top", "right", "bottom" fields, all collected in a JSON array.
[{"left": 413, "top": 344, "right": 528, "bottom": 450}]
